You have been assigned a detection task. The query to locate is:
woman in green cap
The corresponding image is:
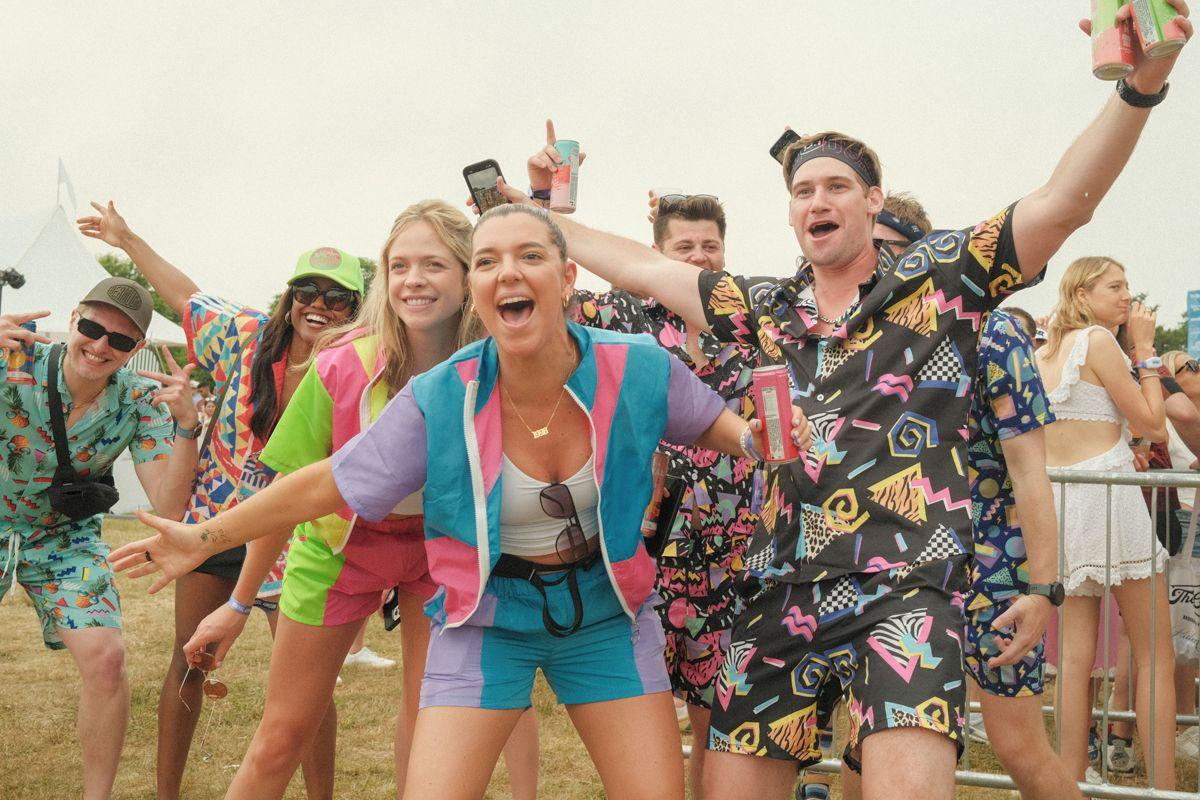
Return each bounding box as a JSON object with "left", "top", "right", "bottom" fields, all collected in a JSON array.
[{"left": 79, "top": 202, "right": 362, "bottom": 800}]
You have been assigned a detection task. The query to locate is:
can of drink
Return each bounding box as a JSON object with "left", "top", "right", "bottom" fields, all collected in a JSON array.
[
  {"left": 1130, "top": 0, "right": 1186, "bottom": 57},
  {"left": 1092, "top": 0, "right": 1135, "bottom": 80},
  {"left": 639, "top": 451, "right": 670, "bottom": 540},
  {"left": 5, "top": 321, "right": 38, "bottom": 383},
  {"left": 751, "top": 366, "right": 800, "bottom": 464},
  {"left": 550, "top": 139, "right": 580, "bottom": 214}
]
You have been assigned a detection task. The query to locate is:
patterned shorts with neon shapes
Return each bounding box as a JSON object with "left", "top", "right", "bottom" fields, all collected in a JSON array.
[
  {"left": 0, "top": 523, "right": 122, "bottom": 650},
  {"left": 708, "top": 559, "right": 968, "bottom": 771},
  {"left": 421, "top": 558, "right": 670, "bottom": 709},
  {"left": 962, "top": 592, "right": 1044, "bottom": 698},
  {"left": 280, "top": 516, "right": 435, "bottom": 627}
]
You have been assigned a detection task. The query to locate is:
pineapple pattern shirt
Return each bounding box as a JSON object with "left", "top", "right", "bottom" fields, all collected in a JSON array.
[
  {"left": 0, "top": 342, "right": 173, "bottom": 648},
  {"left": 0, "top": 342, "right": 174, "bottom": 532}
]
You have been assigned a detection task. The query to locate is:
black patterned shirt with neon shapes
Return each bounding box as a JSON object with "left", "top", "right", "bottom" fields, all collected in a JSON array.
[{"left": 698, "top": 203, "right": 1040, "bottom": 600}]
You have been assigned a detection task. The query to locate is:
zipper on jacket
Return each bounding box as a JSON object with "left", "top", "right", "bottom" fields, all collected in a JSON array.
[
  {"left": 563, "top": 386, "right": 637, "bottom": 621},
  {"left": 453, "top": 378, "right": 491, "bottom": 630}
]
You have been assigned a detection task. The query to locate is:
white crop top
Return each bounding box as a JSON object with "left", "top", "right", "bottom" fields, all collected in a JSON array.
[
  {"left": 1046, "top": 326, "right": 1126, "bottom": 426},
  {"left": 499, "top": 454, "right": 599, "bottom": 557}
]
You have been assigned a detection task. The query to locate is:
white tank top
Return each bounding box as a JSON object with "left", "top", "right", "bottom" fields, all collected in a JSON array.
[
  {"left": 499, "top": 454, "right": 599, "bottom": 557},
  {"left": 1046, "top": 326, "right": 1127, "bottom": 425}
]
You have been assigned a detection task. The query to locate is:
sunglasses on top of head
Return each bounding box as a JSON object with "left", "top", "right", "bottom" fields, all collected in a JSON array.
[
  {"left": 76, "top": 317, "right": 142, "bottom": 353},
  {"left": 290, "top": 281, "right": 358, "bottom": 313},
  {"left": 1175, "top": 359, "right": 1200, "bottom": 376}
]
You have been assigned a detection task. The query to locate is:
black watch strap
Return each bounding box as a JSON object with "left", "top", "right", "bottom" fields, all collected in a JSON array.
[
  {"left": 1027, "top": 582, "right": 1066, "bottom": 607},
  {"left": 1116, "top": 78, "right": 1169, "bottom": 108}
]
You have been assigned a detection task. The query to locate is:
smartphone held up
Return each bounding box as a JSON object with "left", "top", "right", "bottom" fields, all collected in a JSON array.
[{"left": 464, "top": 159, "right": 508, "bottom": 214}]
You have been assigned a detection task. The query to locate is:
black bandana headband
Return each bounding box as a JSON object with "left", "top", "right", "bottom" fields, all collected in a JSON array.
[
  {"left": 875, "top": 210, "right": 925, "bottom": 245},
  {"left": 786, "top": 138, "right": 880, "bottom": 189}
]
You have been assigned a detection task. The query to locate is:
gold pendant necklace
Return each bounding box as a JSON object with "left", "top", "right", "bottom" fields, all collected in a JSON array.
[{"left": 501, "top": 382, "right": 568, "bottom": 439}]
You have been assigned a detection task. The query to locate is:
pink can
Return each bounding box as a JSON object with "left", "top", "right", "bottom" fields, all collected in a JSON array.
[{"left": 751, "top": 366, "right": 799, "bottom": 464}]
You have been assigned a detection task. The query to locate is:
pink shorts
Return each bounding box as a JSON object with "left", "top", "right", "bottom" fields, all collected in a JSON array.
[{"left": 279, "top": 516, "right": 435, "bottom": 627}]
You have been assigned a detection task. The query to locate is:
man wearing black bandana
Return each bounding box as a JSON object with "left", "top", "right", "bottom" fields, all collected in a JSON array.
[{"left": 494, "top": 10, "right": 1192, "bottom": 797}]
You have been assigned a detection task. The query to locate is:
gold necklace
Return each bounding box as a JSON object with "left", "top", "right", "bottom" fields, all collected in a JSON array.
[{"left": 501, "top": 382, "right": 567, "bottom": 439}]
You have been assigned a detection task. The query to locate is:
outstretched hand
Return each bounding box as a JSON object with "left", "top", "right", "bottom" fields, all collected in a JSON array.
[
  {"left": 109, "top": 510, "right": 215, "bottom": 594},
  {"left": 77, "top": 200, "right": 135, "bottom": 250},
  {"left": 1079, "top": 0, "right": 1192, "bottom": 92}
]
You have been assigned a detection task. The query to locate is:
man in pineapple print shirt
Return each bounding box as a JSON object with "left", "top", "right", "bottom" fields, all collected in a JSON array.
[{"left": 0, "top": 277, "right": 198, "bottom": 800}]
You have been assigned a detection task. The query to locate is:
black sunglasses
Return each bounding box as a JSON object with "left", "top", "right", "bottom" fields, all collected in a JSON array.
[
  {"left": 1176, "top": 359, "right": 1200, "bottom": 376},
  {"left": 76, "top": 317, "right": 141, "bottom": 352},
  {"left": 658, "top": 193, "right": 719, "bottom": 211},
  {"left": 540, "top": 483, "right": 589, "bottom": 564},
  {"left": 290, "top": 282, "right": 358, "bottom": 312}
]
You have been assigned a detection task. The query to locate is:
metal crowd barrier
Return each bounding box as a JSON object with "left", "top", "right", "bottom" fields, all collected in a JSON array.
[{"left": 807, "top": 468, "right": 1200, "bottom": 800}]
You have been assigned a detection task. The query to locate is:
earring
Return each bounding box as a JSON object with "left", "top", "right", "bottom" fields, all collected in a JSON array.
[{"left": 562, "top": 294, "right": 570, "bottom": 309}]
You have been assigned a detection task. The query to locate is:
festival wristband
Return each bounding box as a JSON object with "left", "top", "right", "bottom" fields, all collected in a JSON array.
[
  {"left": 226, "top": 596, "right": 252, "bottom": 615},
  {"left": 739, "top": 425, "right": 763, "bottom": 462}
]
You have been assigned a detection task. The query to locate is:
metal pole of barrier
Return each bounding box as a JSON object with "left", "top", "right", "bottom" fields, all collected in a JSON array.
[
  {"left": 1057, "top": 479, "right": 1069, "bottom": 757},
  {"left": 1149, "top": 479, "right": 1159, "bottom": 790},
  {"left": 1100, "top": 482, "right": 1113, "bottom": 785},
  {"left": 966, "top": 700, "right": 1197, "bottom": 726},
  {"left": 806, "top": 758, "right": 1199, "bottom": 799}
]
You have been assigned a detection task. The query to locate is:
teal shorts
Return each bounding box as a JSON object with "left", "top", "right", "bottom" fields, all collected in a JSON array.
[
  {"left": 420, "top": 557, "right": 670, "bottom": 709},
  {"left": 0, "top": 522, "right": 122, "bottom": 650}
]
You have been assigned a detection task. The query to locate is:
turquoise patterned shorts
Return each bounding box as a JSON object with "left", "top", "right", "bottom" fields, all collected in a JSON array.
[{"left": 0, "top": 522, "right": 122, "bottom": 650}]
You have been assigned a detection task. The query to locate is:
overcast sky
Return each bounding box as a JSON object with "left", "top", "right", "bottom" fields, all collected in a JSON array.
[{"left": 4, "top": 3, "right": 1197, "bottom": 323}]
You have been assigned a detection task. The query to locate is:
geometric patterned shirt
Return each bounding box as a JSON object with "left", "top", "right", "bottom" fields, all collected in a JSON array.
[
  {"left": 571, "top": 289, "right": 762, "bottom": 564},
  {"left": 181, "top": 293, "right": 286, "bottom": 524},
  {"left": 698, "top": 203, "right": 1039, "bottom": 594},
  {"left": 965, "top": 309, "right": 1055, "bottom": 610}
]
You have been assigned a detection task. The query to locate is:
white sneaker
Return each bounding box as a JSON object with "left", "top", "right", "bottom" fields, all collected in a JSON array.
[
  {"left": 1085, "top": 766, "right": 1105, "bottom": 785},
  {"left": 1105, "top": 735, "right": 1136, "bottom": 774},
  {"left": 1178, "top": 726, "right": 1200, "bottom": 761},
  {"left": 966, "top": 711, "right": 989, "bottom": 744},
  {"left": 342, "top": 646, "right": 396, "bottom": 669}
]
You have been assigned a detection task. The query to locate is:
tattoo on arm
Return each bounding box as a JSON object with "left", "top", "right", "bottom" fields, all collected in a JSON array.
[{"left": 199, "top": 525, "right": 231, "bottom": 548}]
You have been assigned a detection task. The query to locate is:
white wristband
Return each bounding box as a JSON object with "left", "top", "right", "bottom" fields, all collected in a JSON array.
[{"left": 226, "top": 596, "right": 252, "bottom": 615}]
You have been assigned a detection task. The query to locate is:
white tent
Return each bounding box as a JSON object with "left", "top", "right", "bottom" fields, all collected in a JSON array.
[{"left": 0, "top": 190, "right": 188, "bottom": 513}]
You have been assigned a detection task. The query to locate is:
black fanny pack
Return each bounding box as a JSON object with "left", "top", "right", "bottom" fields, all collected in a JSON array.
[
  {"left": 491, "top": 548, "right": 602, "bottom": 638},
  {"left": 45, "top": 344, "right": 120, "bottom": 521}
]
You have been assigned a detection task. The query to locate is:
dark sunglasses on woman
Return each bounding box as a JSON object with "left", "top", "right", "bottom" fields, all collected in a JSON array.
[
  {"left": 1175, "top": 359, "right": 1200, "bottom": 376},
  {"left": 76, "top": 317, "right": 142, "bottom": 353},
  {"left": 291, "top": 281, "right": 357, "bottom": 312}
]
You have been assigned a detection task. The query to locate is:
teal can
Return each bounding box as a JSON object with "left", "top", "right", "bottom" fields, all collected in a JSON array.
[{"left": 550, "top": 139, "right": 580, "bottom": 213}]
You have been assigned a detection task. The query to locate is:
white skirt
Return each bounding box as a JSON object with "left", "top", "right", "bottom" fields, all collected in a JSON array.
[{"left": 1052, "top": 440, "right": 1168, "bottom": 596}]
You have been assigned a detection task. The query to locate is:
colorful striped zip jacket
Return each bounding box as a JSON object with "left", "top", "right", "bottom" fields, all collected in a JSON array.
[{"left": 333, "top": 322, "right": 725, "bottom": 628}]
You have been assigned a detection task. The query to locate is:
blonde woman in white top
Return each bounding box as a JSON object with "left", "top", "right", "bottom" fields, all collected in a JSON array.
[{"left": 1036, "top": 256, "right": 1174, "bottom": 788}]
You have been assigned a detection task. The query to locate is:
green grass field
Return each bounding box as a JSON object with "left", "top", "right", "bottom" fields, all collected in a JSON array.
[{"left": 0, "top": 518, "right": 1194, "bottom": 798}]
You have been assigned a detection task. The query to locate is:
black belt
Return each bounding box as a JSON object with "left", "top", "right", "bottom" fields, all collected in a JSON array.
[{"left": 491, "top": 548, "right": 602, "bottom": 638}]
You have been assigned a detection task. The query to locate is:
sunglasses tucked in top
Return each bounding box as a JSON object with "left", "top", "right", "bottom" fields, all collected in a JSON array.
[
  {"left": 76, "top": 317, "right": 143, "bottom": 353},
  {"left": 290, "top": 281, "right": 358, "bottom": 313}
]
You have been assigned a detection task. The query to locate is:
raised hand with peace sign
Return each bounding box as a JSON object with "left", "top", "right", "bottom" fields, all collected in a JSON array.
[{"left": 137, "top": 346, "right": 199, "bottom": 430}]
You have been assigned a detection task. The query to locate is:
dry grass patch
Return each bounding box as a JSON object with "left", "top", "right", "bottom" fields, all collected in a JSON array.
[{"left": 0, "top": 518, "right": 1194, "bottom": 798}]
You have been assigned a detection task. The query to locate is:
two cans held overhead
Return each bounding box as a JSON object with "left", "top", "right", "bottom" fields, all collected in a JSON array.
[{"left": 1092, "top": 0, "right": 1186, "bottom": 80}]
